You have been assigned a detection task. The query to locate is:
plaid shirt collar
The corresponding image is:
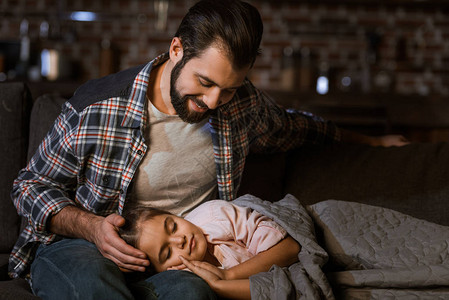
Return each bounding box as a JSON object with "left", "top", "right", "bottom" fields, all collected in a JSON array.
[{"left": 121, "top": 52, "right": 169, "bottom": 128}]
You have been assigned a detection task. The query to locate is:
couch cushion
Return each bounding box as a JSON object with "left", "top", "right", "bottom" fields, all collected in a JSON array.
[
  {"left": 0, "top": 82, "right": 32, "bottom": 253},
  {"left": 0, "top": 278, "right": 39, "bottom": 300},
  {"left": 284, "top": 143, "right": 449, "bottom": 226},
  {"left": 0, "top": 253, "right": 10, "bottom": 281}
]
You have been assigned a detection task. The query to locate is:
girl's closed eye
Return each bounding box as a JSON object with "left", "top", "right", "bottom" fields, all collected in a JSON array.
[
  {"left": 160, "top": 244, "right": 171, "bottom": 263},
  {"left": 167, "top": 217, "right": 177, "bottom": 233},
  {"left": 165, "top": 219, "right": 176, "bottom": 261},
  {"left": 166, "top": 247, "right": 171, "bottom": 261}
]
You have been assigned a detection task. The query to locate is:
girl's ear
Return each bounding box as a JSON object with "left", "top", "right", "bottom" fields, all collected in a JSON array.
[{"left": 169, "top": 37, "right": 184, "bottom": 64}]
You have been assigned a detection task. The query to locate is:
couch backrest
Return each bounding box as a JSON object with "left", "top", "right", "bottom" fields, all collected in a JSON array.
[
  {"left": 27, "top": 94, "right": 67, "bottom": 161},
  {"left": 284, "top": 143, "right": 449, "bottom": 226},
  {"left": 240, "top": 142, "right": 449, "bottom": 227},
  {"left": 0, "top": 82, "right": 32, "bottom": 253}
]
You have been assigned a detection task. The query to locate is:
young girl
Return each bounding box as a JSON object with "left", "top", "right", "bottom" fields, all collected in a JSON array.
[{"left": 120, "top": 200, "right": 301, "bottom": 299}]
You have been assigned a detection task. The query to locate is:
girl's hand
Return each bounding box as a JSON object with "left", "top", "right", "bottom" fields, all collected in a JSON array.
[
  {"left": 167, "top": 263, "right": 186, "bottom": 271},
  {"left": 179, "top": 256, "right": 224, "bottom": 287},
  {"left": 180, "top": 256, "right": 251, "bottom": 299}
]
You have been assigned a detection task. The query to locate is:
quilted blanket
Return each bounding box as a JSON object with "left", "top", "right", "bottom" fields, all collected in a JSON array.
[
  {"left": 233, "top": 194, "right": 335, "bottom": 300},
  {"left": 308, "top": 199, "right": 449, "bottom": 300},
  {"left": 233, "top": 194, "right": 449, "bottom": 300}
]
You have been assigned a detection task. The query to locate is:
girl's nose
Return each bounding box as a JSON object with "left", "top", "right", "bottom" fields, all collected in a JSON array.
[{"left": 169, "top": 235, "right": 186, "bottom": 248}]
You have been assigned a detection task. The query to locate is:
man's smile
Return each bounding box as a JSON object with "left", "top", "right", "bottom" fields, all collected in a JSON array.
[{"left": 189, "top": 98, "right": 208, "bottom": 113}]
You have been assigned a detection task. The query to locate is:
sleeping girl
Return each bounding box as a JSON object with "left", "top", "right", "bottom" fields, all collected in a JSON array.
[{"left": 119, "top": 199, "right": 301, "bottom": 299}]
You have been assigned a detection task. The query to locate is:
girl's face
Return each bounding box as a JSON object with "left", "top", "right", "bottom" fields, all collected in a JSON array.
[{"left": 137, "top": 214, "right": 208, "bottom": 272}]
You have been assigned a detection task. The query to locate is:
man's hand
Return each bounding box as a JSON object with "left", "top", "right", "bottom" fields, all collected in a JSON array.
[
  {"left": 340, "top": 129, "right": 410, "bottom": 147},
  {"left": 50, "top": 206, "right": 150, "bottom": 272},
  {"left": 91, "top": 213, "right": 150, "bottom": 272},
  {"left": 368, "top": 134, "right": 410, "bottom": 147}
]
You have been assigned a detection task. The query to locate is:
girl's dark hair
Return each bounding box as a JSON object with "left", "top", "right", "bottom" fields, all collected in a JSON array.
[
  {"left": 119, "top": 206, "right": 170, "bottom": 248},
  {"left": 174, "top": 0, "right": 263, "bottom": 69}
]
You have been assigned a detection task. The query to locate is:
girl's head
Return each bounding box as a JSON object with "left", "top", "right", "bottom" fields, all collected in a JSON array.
[{"left": 120, "top": 206, "right": 208, "bottom": 273}]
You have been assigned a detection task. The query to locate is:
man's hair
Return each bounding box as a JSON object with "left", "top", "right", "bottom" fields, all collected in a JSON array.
[
  {"left": 174, "top": 0, "right": 263, "bottom": 69},
  {"left": 119, "top": 206, "right": 170, "bottom": 248}
]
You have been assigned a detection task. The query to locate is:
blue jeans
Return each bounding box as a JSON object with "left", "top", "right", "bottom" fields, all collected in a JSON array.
[{"left": 30, "top": 239, "right": 217, "bottom": 300}]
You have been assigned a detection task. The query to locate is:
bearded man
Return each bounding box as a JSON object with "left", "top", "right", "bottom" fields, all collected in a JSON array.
[{"left": 9, "top": 0, "right": 407, "bottom": 299}]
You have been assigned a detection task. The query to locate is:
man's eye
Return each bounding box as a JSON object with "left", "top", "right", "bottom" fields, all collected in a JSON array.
[
  {"left": 172, "top": 222, "right": 177, "bottom": 233},
  {"left": 199, "top": 79, "right": 212, "bottom": 87}
]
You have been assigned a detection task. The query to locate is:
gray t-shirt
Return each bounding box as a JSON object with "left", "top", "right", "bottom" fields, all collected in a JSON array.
[{"left": 131, "top": 102, "right": 217, "bottom": 216}]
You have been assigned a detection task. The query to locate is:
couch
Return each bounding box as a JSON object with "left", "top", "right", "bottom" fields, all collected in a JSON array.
[{"left": 1, "top": 81, "right": 448, "bottom": 299}]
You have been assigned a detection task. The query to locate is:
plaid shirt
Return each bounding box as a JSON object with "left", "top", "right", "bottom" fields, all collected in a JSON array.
[{"left": 9, "top": 53, "right": 340, "bottom": 278}]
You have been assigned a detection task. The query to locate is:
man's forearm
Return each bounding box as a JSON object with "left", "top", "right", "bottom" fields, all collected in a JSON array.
[
  {"left": 49, "top": 205, "right": 103, "bottom": 243},
  {"left": 339, "top": 128, "right": 373, "bottom": 144}
]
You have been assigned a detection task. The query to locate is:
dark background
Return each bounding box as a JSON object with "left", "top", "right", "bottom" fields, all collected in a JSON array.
[{"left": 2, "top": 0, "right": 449, "bottom": 142}]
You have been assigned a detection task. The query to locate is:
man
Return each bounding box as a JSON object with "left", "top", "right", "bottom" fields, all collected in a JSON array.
[{"left": 9, "top": 0, "right": 407, "bottom": 299}]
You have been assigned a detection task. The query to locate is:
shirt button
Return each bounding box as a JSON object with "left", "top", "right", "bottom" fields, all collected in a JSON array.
[
  {"left": 119, "top": 189, "right": 124, "bottom": 194},
  {"left": 137, "top": 150, "right": 143, "bottom": 155},
  {"left": 103, "top": 176, "right": 109, "bottom": 184}
]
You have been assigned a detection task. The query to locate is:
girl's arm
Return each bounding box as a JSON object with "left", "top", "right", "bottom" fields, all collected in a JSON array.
[
  {"left": 225, "top": 235, "right": 300, "bottom": 280},
  {"left": 180, "top": 236, "right": 300, "bottom": 299},
  {"left": 179, "top": 256, "right": 252, "bottom": 300},
  {"left": 206, "top": 279, "right": 251, "bottom": 300}
]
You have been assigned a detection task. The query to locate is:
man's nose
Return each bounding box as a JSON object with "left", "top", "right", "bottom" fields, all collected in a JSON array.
[
  {"left": 203, "top": 87, "right": 222, "bottom": 110},
  {"left": 169, "top": 235, "right": 186, "bottom": 248}
]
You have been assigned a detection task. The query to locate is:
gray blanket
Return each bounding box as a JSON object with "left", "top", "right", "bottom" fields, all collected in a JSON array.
[
  {"left": 308, "top": 199, "right": 449, "bottom": 300},
  {"left": 233, "top": 194, "right": 335, "bottom": 300},
  {"left": 233, "top": 194, "right": 449, "bottom": 300}
]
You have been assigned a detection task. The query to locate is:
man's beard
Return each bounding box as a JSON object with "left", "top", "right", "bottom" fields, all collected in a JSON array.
[{"left": 170, "top": 59, "right": 212, "bottom": 124}]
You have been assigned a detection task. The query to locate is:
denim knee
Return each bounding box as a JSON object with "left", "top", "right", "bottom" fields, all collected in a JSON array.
[
  {"left": 31, "top": 239, "right": 133, "bottom": 300},
  {"left": 147, "top": 270, "right": 217, "bottom": 300}
]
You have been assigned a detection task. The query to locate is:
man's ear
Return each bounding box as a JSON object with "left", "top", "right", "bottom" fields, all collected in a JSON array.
[{"left": 169, "top": 37, "right": 184, "bottom": 64}]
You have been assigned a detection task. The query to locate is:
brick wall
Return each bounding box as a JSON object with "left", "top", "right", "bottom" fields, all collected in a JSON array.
[{"left": 1, "top": 0, "right": 449, "bottom": 97}]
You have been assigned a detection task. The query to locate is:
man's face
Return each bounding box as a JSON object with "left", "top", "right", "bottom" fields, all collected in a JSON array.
[
  {"left": 170, "top": 46, "right": 250, "bottom": 123},
  {"left": 137, "top": 214, "right": 208, "bottom": 273}
]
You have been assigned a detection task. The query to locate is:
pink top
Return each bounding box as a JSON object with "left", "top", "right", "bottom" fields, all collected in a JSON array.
[{"left": 185, "top": 200, "right": 287, "bottom": 269}]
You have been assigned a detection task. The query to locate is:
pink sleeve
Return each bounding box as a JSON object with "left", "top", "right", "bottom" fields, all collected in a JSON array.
[
  {"left": 186, "top": 200, "right": 287, "bottom": 255},
  {"left": 208, "top": 201, "right": 287, "bottom": 255},
  {"left": 244, "top": 209, "right": 287, "bottom": 255}
]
